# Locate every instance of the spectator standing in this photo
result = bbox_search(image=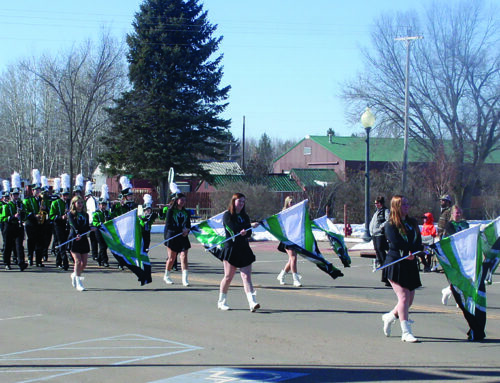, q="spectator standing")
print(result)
[369,196,390,285]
